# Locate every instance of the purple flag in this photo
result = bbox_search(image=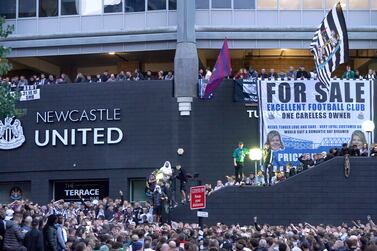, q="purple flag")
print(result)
[204,38,232,98]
